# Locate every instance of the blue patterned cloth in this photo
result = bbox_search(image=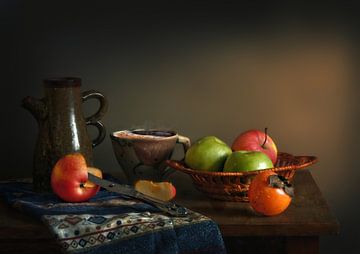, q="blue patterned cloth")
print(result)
[0,178,226,254]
